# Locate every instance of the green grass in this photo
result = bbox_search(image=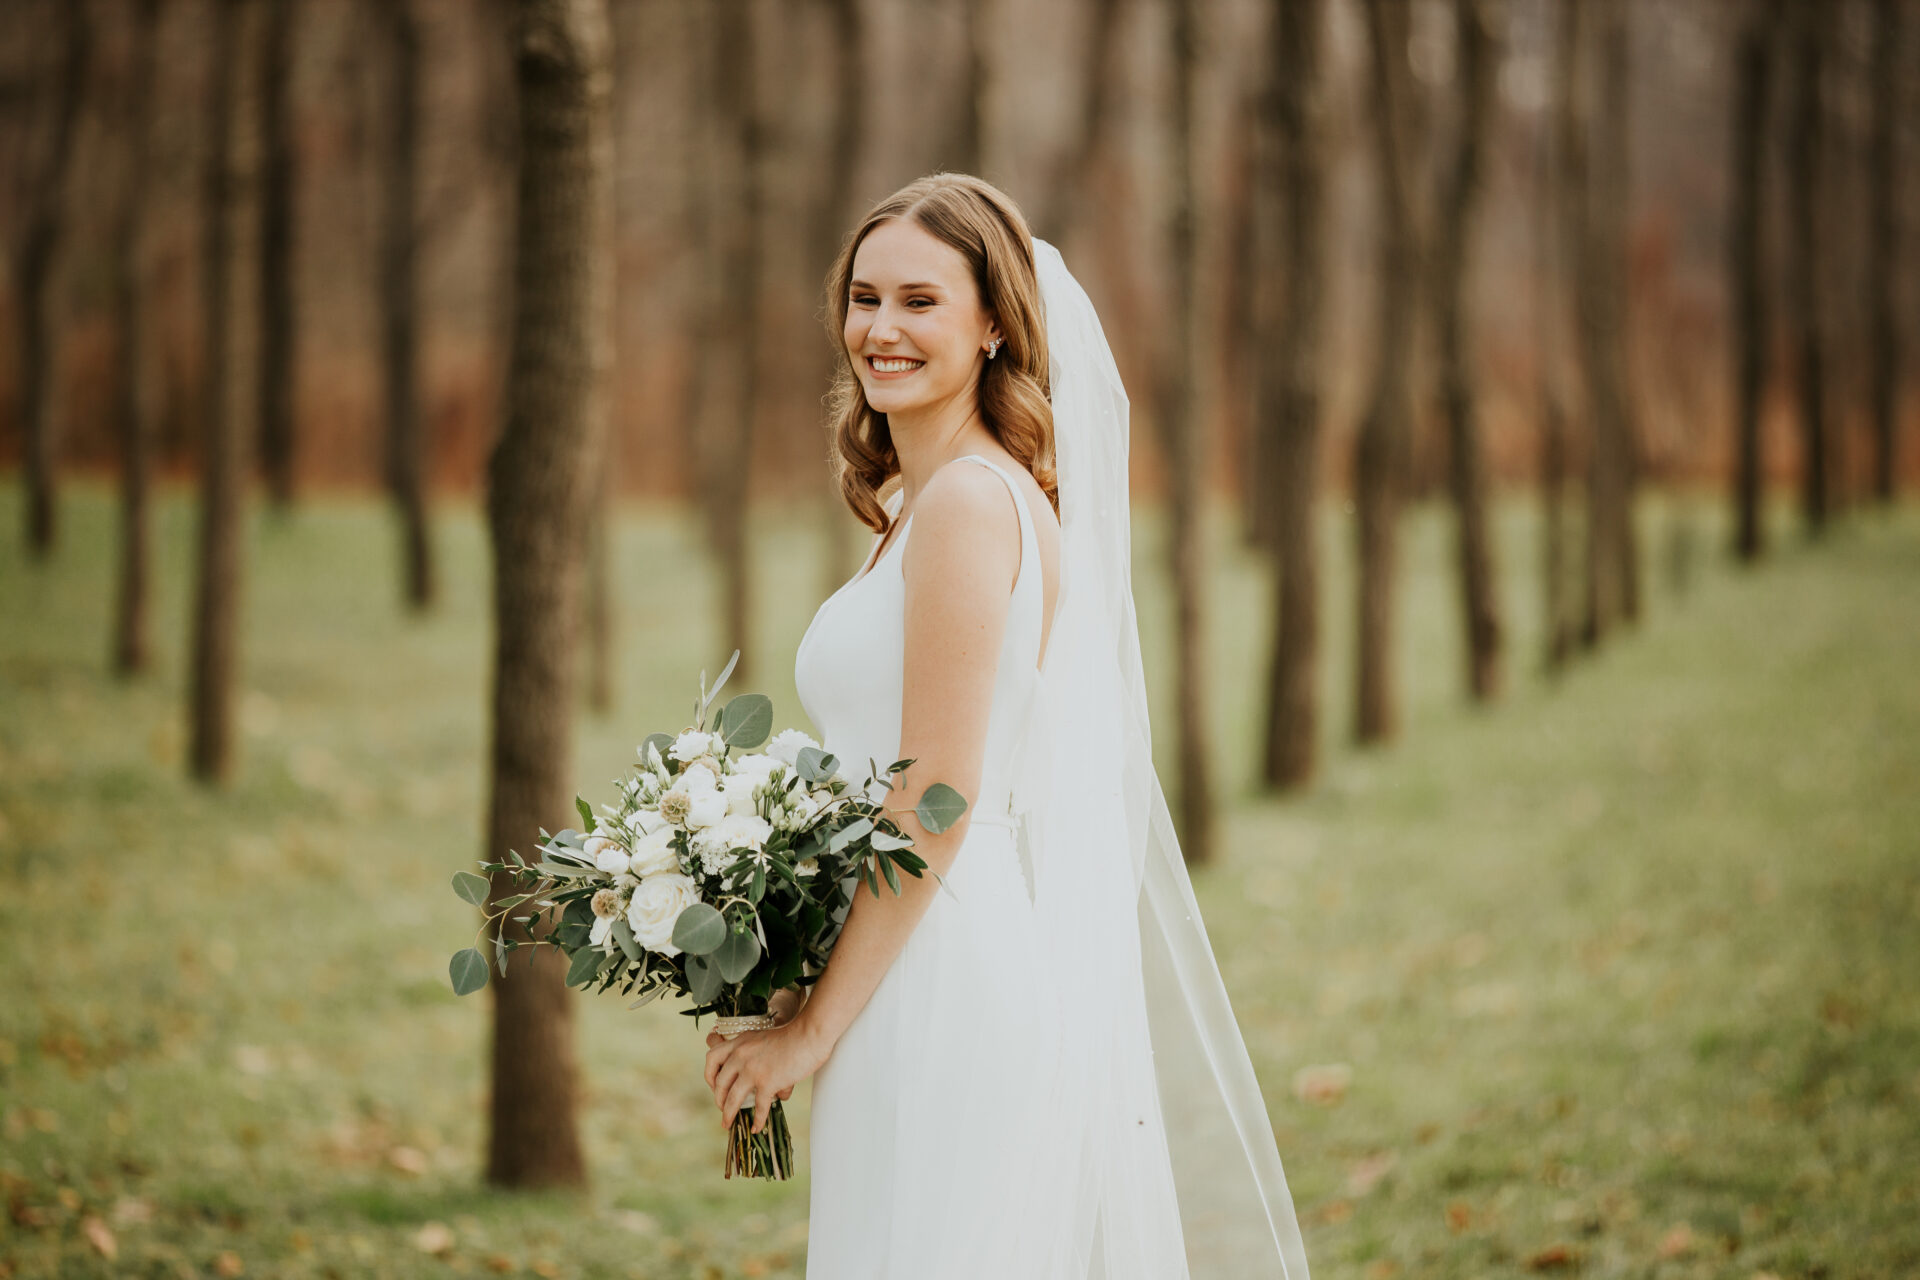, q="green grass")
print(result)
[1,478,1915,1279]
